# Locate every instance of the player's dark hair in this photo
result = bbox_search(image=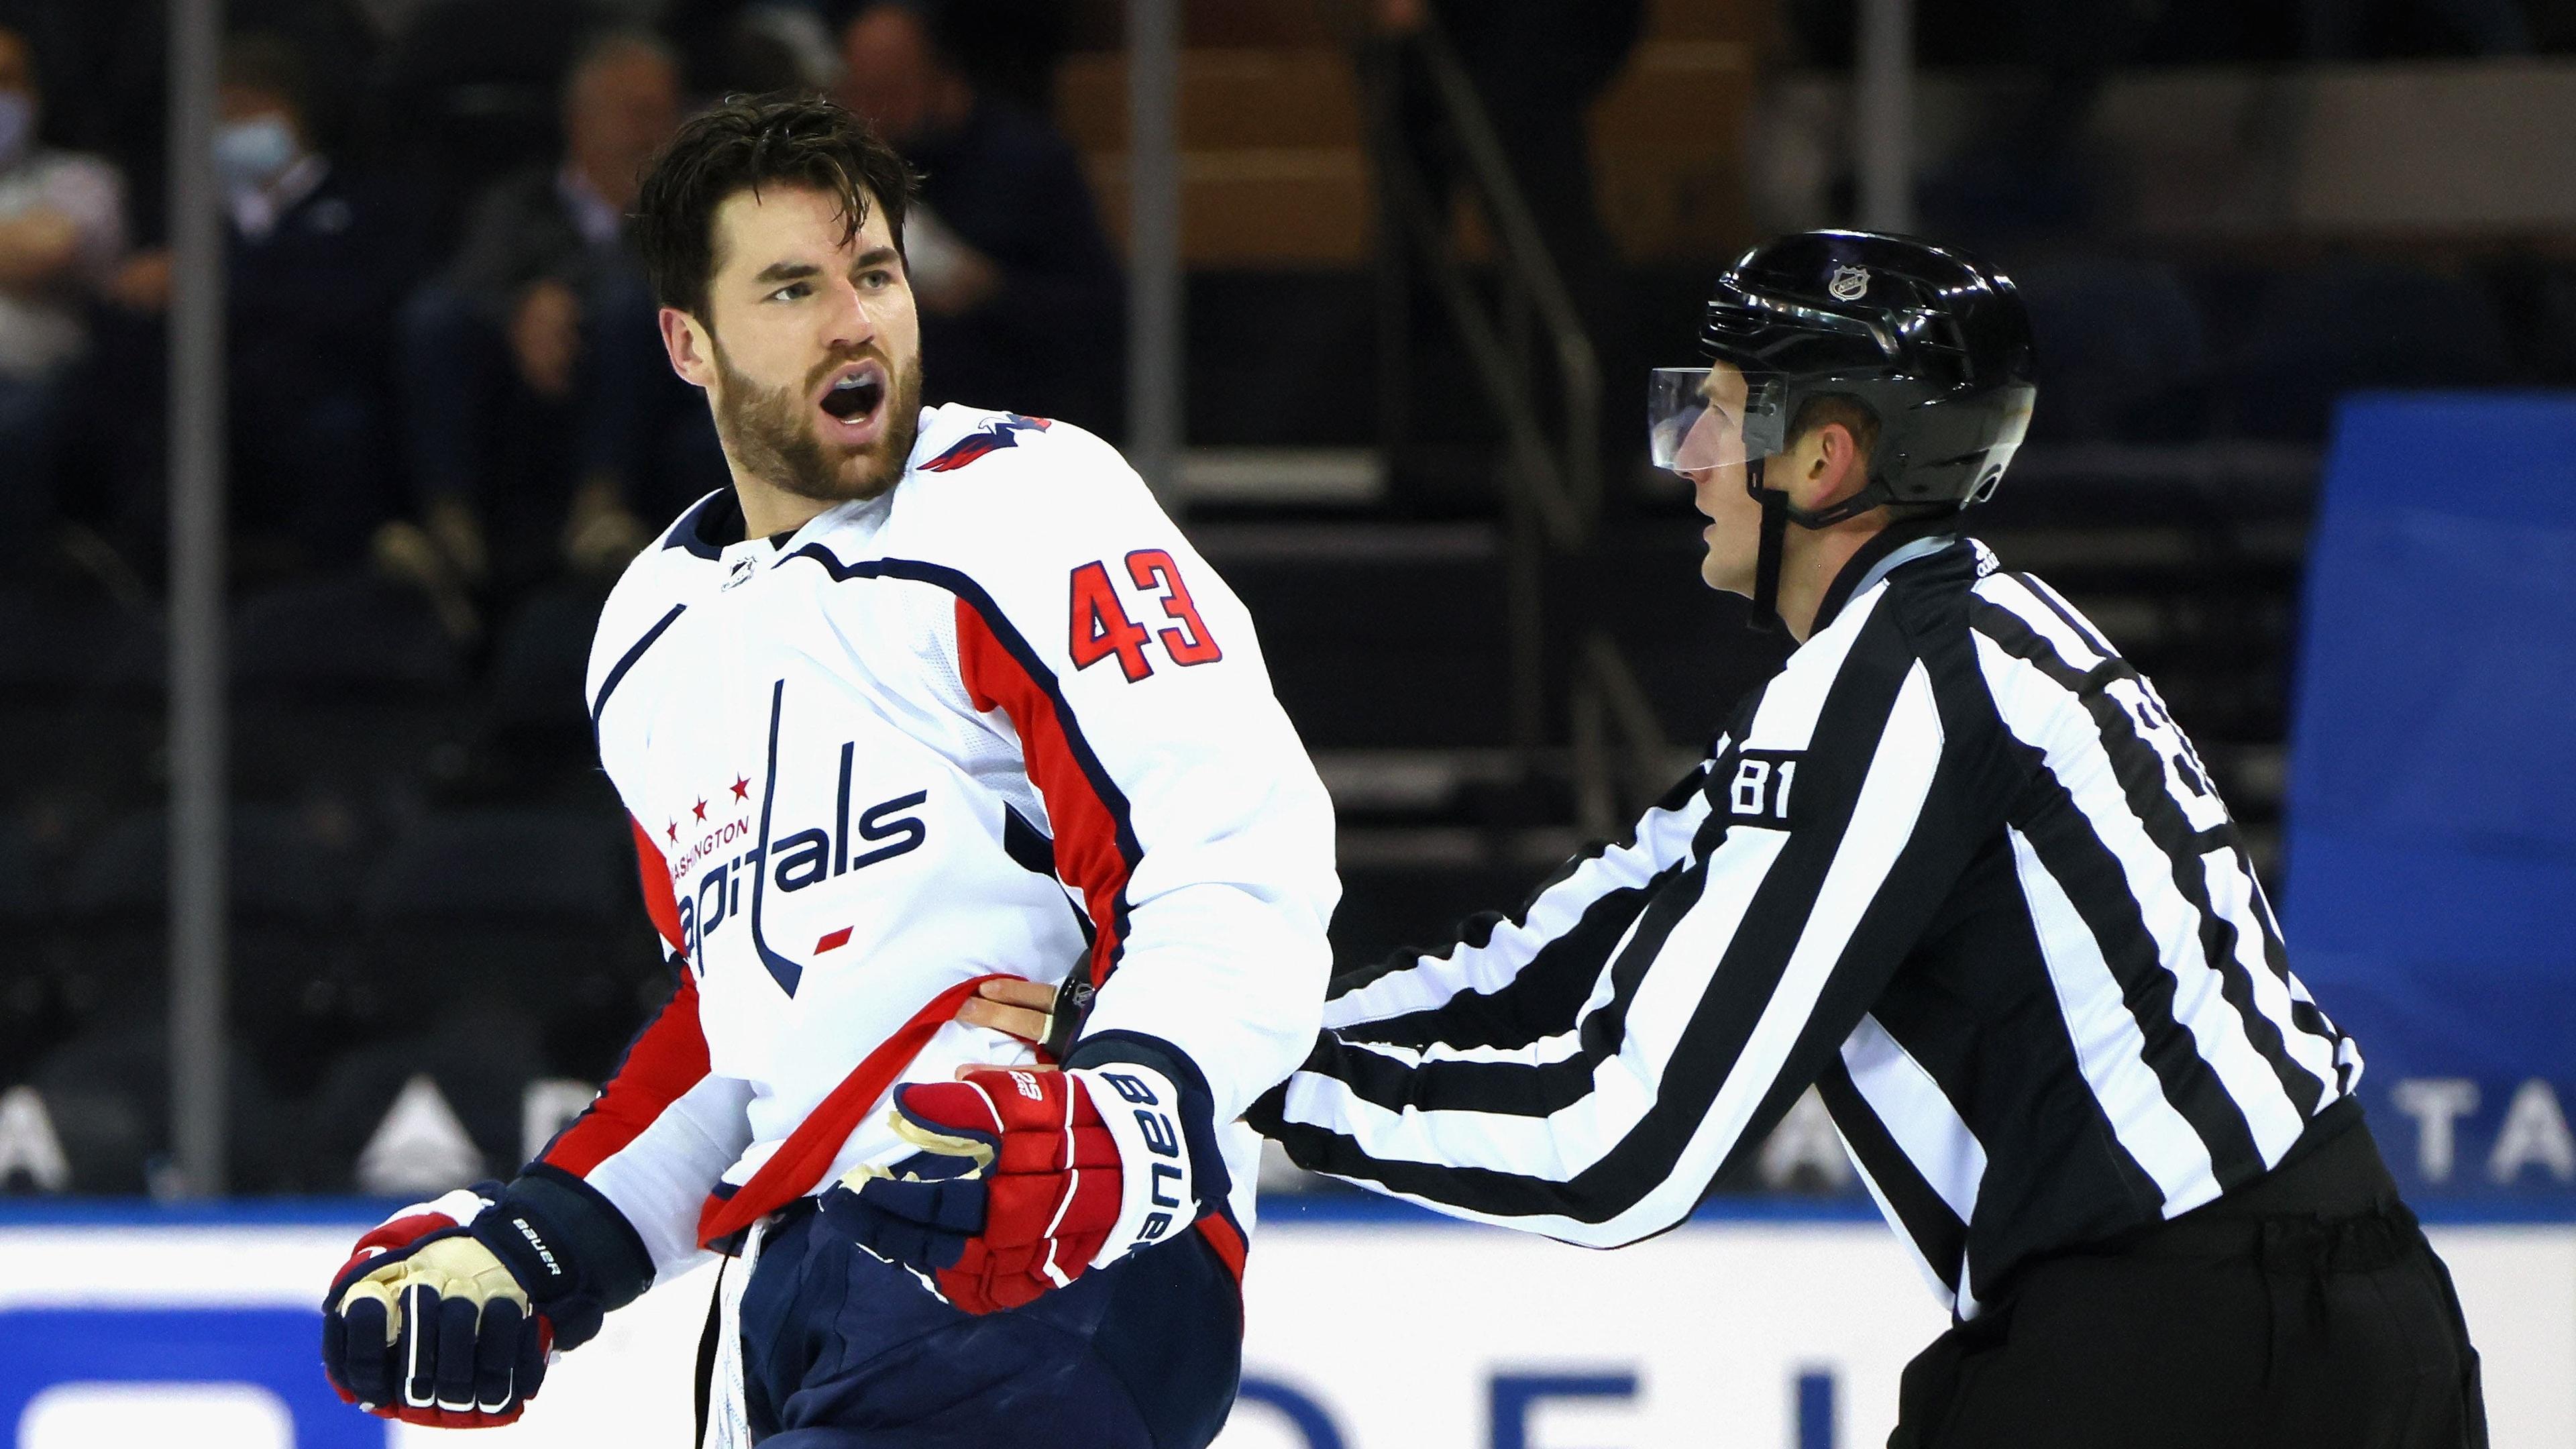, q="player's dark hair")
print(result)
[633,93,916,322]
